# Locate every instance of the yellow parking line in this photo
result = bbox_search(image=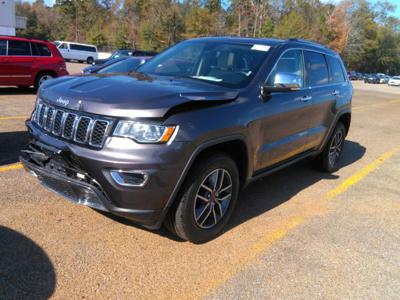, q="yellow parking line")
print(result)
[202,146,400,297]
[325,147,399,200]
[0,162,23,173]
[0,116,27,121]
